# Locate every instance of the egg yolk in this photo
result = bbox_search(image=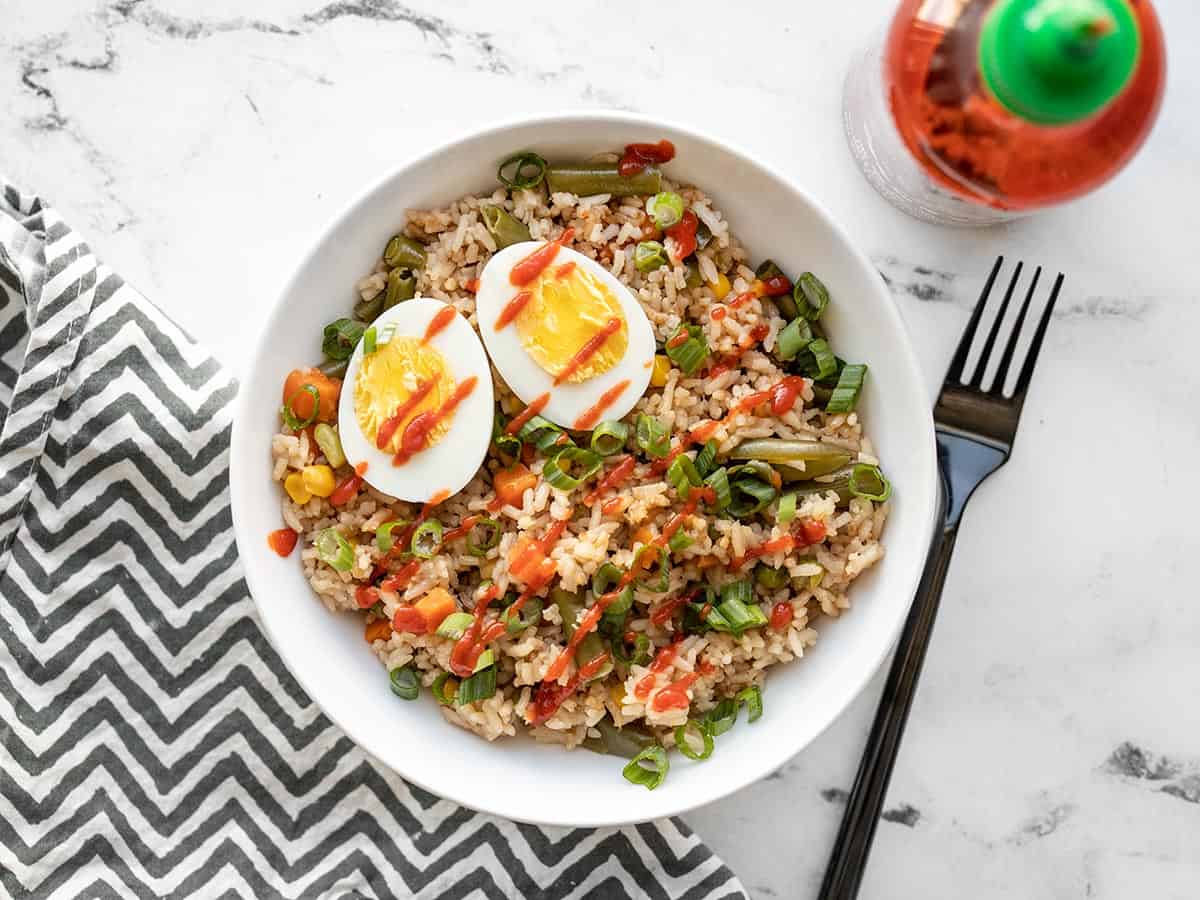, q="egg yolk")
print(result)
[515,262,628,384]
[354,336,455,454]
